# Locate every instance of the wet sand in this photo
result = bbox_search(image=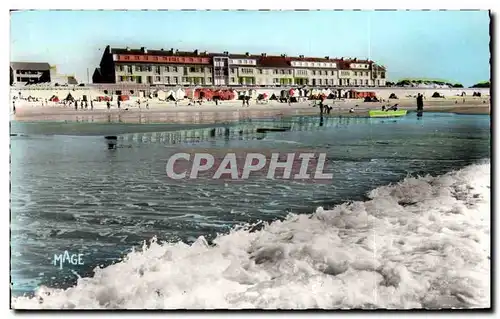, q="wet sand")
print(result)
[12,98,490,124]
